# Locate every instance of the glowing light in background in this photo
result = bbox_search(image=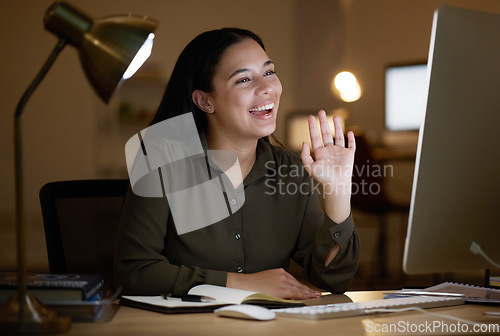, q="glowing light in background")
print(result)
[331,71,362,102]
